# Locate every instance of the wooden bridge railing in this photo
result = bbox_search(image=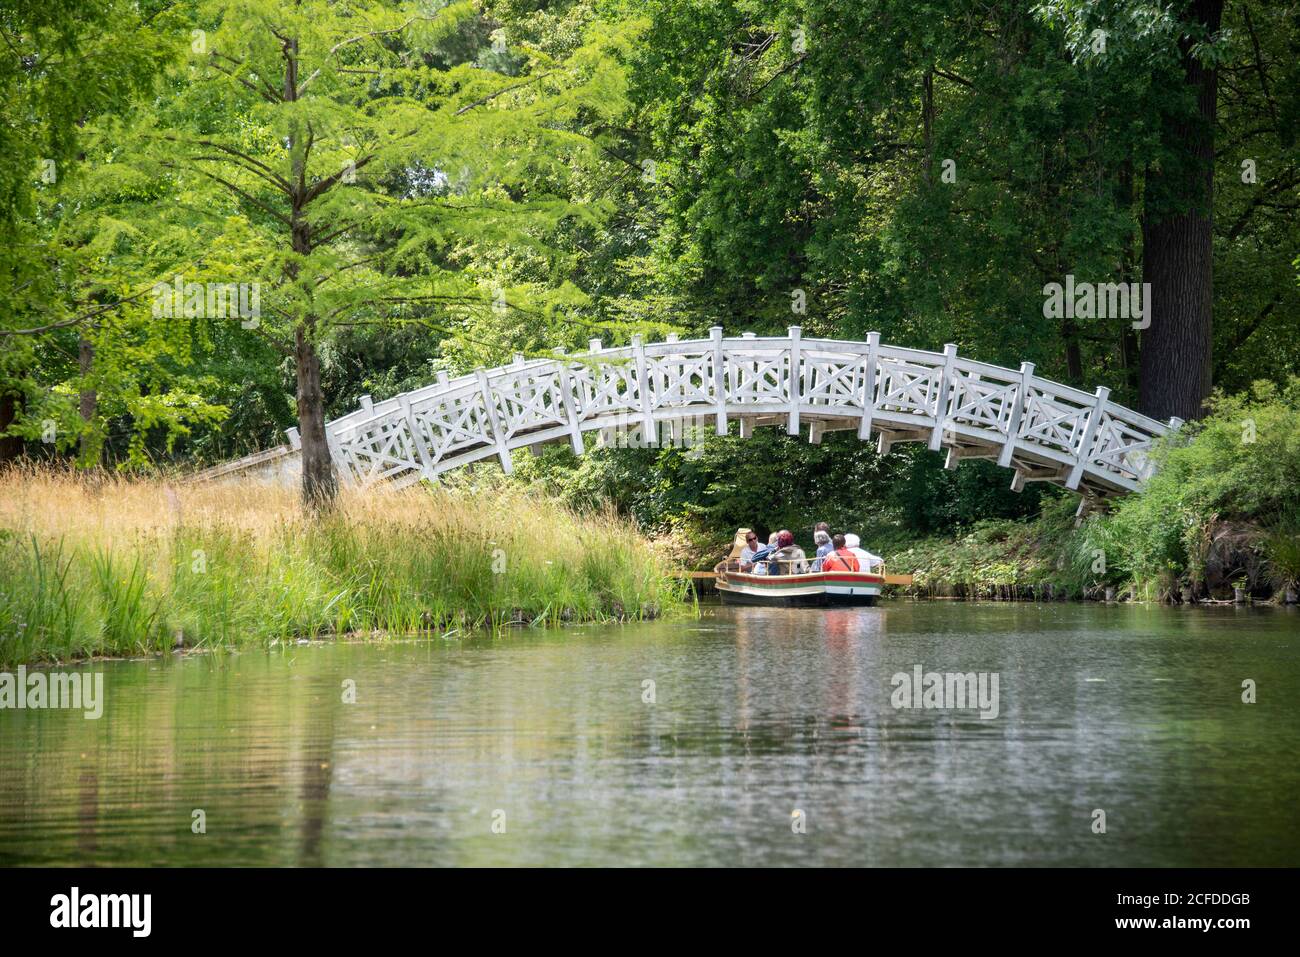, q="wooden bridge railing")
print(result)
[285,328,1180,507]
